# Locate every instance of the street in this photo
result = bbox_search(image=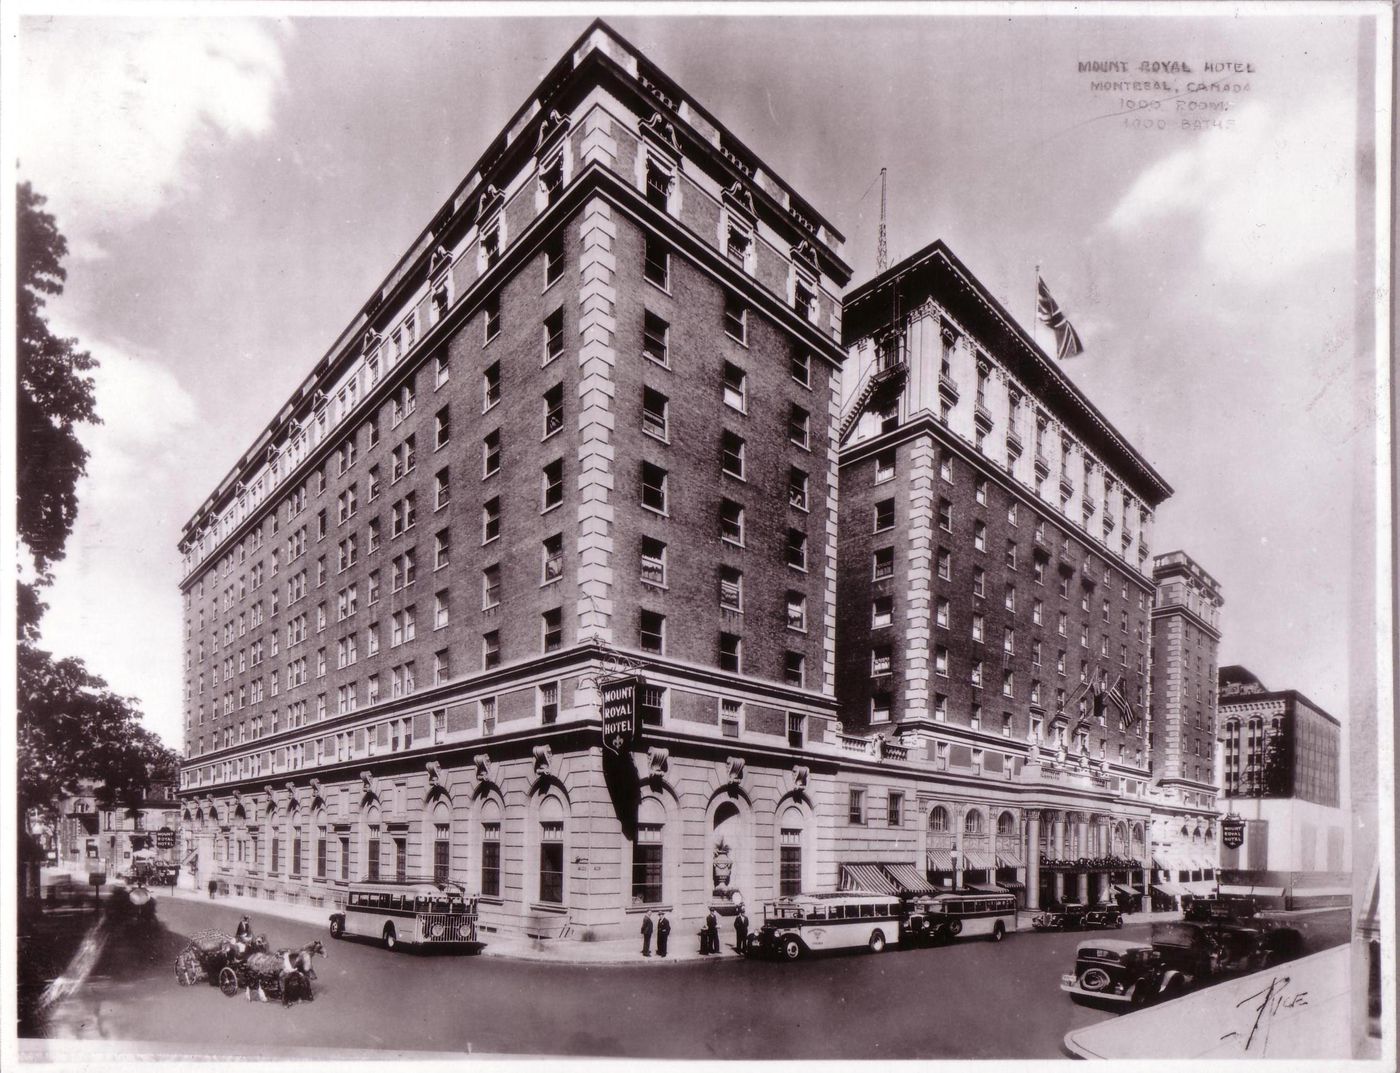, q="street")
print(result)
[28,896,1131,1059]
